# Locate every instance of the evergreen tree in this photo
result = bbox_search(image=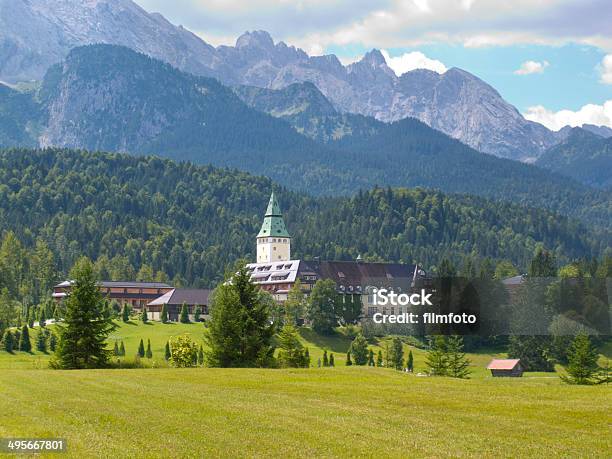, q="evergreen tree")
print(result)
[561,334,600,385]
[164,341,171,361]
[277,323,309,368]
[446,335,471,378]
[425,336,448,376]
[198,345,204,365]
[304,348,311,367]
[145,339,153,359]
[329,353,334,367]
[51,258,115,369]
[368,349,375,366]
[376,350,383,367]
[121,304,129,323]
[38,308,46,328]
[2,329,14,353]
[322,349,329,367]
[138,339,145,358]
[113,341,119,356]
[390,337,404,370]
[49,333,57,352]
[204,266,275,367]
[346,351,352,366]
[306,279,340,335]
[19,325,31,352]
[36,329,47,352]
[161,304,169,323]
[350,333,369,365]
[119,341,126,357]
[407,350,414,372]
[180,303,190,323]
[141,307,148,324]
[193,305,201,323]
